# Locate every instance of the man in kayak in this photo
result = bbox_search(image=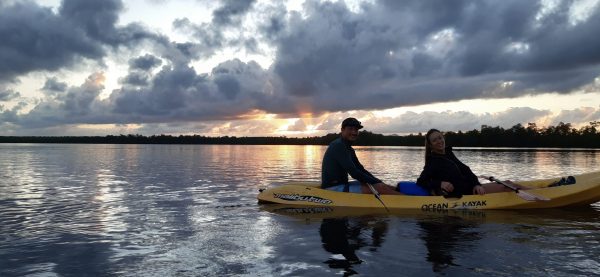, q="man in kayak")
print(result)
[321,117,401,194]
